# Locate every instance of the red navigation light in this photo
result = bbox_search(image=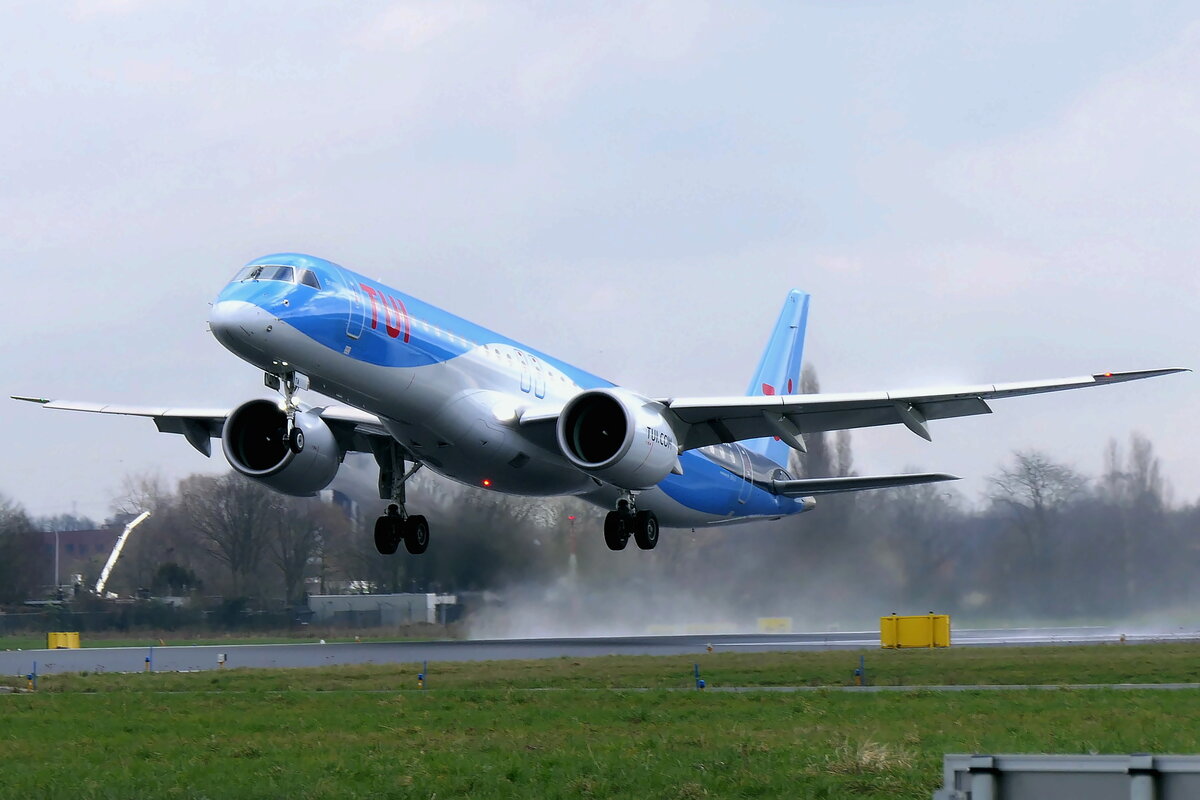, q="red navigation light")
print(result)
[1103,372,1113,377]
[568,515,576,521]
[482,479,492,487]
